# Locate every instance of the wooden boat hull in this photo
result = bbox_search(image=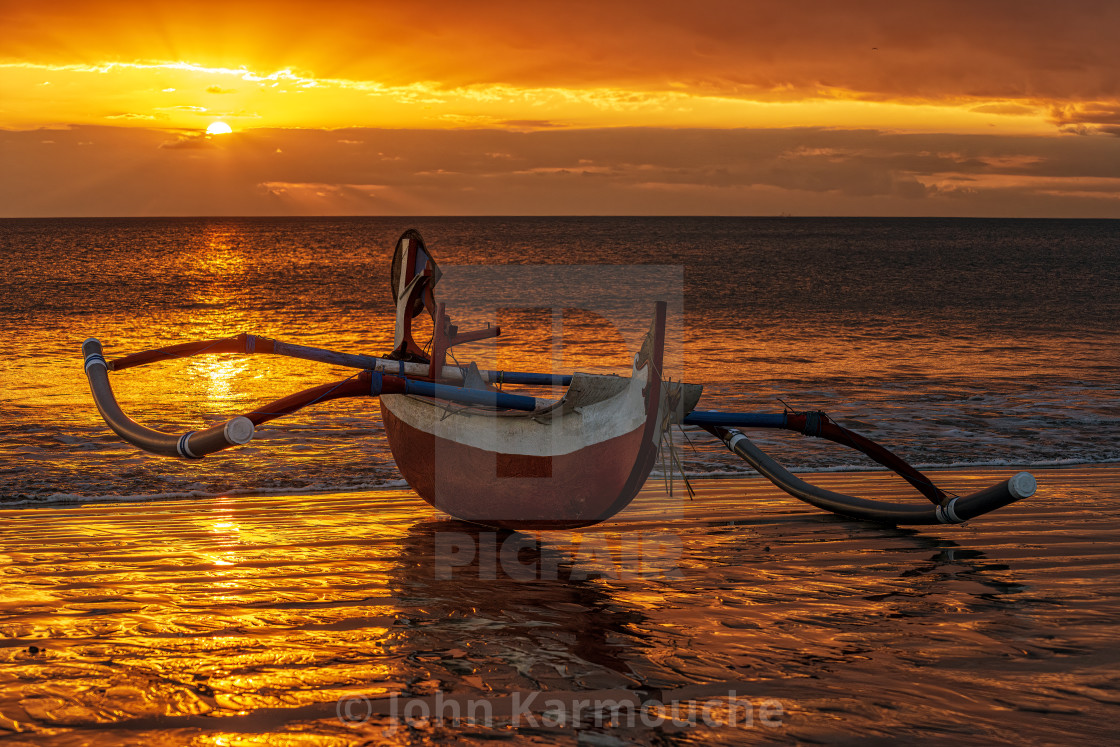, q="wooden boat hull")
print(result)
[381,304,668,529]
